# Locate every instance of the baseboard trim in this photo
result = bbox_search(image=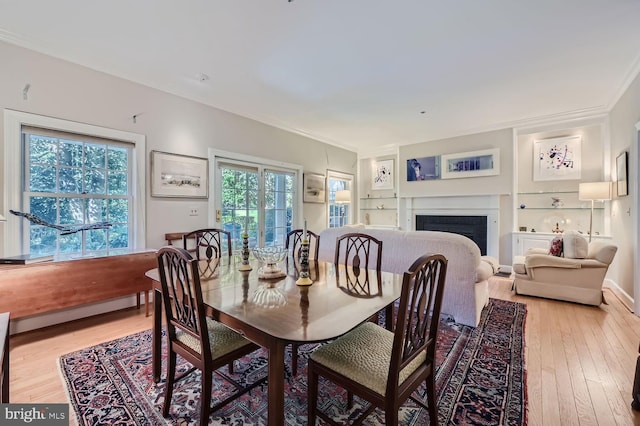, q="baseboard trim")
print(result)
[604,279,634,313]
